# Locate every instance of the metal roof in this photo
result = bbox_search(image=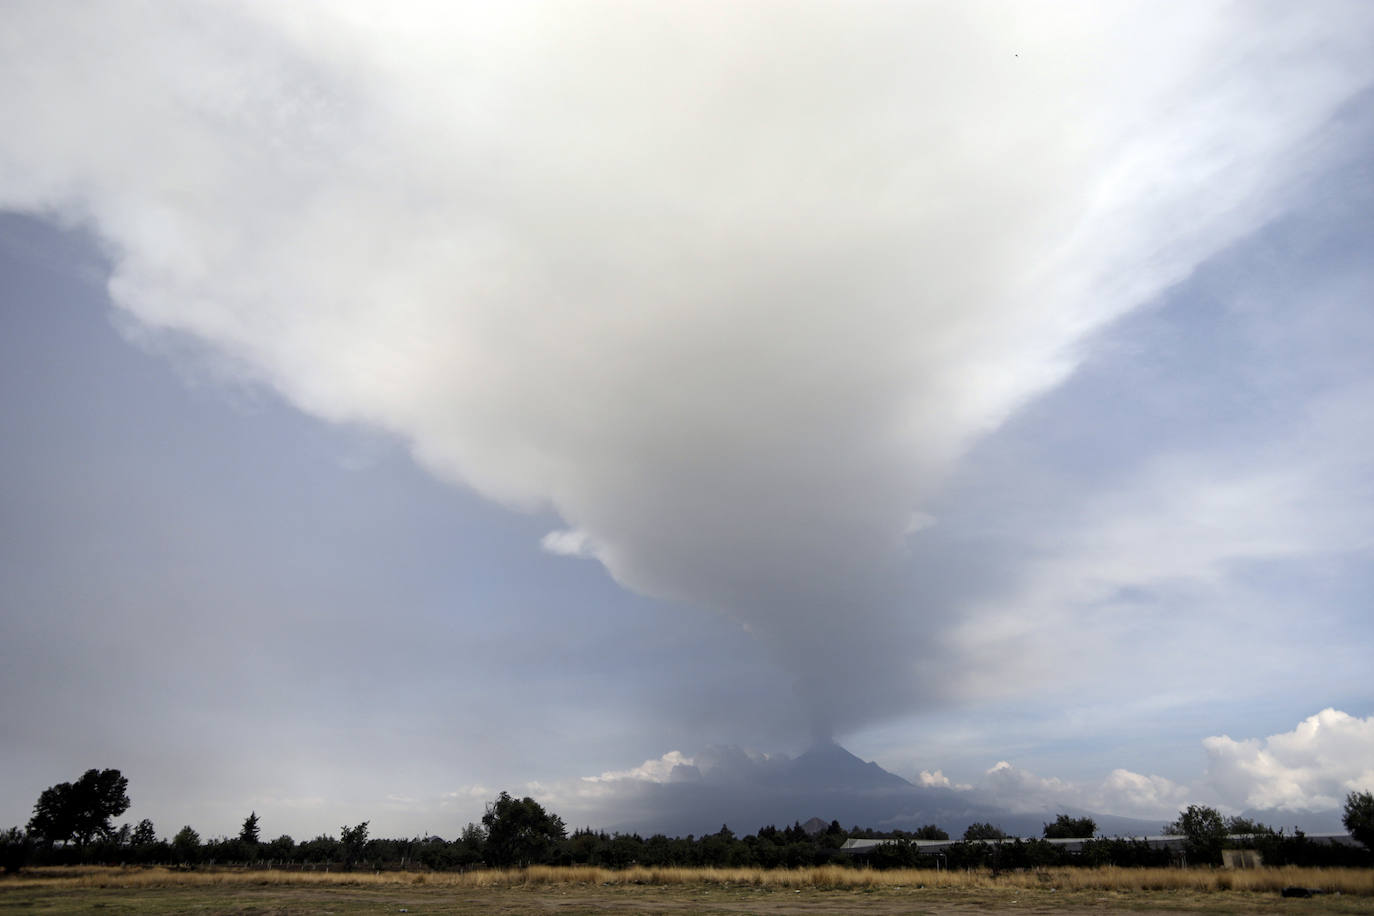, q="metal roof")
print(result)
[838,833,1357,854]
